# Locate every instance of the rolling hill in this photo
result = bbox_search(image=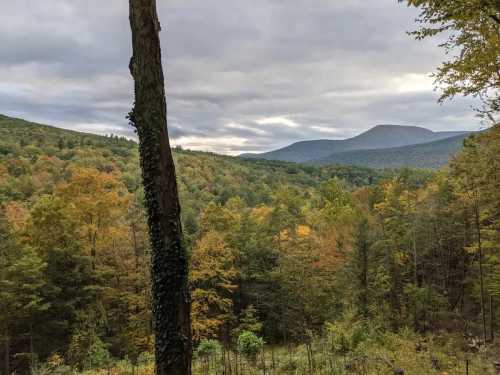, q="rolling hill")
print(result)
[0,114,392,210]
[241,124,471,166]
